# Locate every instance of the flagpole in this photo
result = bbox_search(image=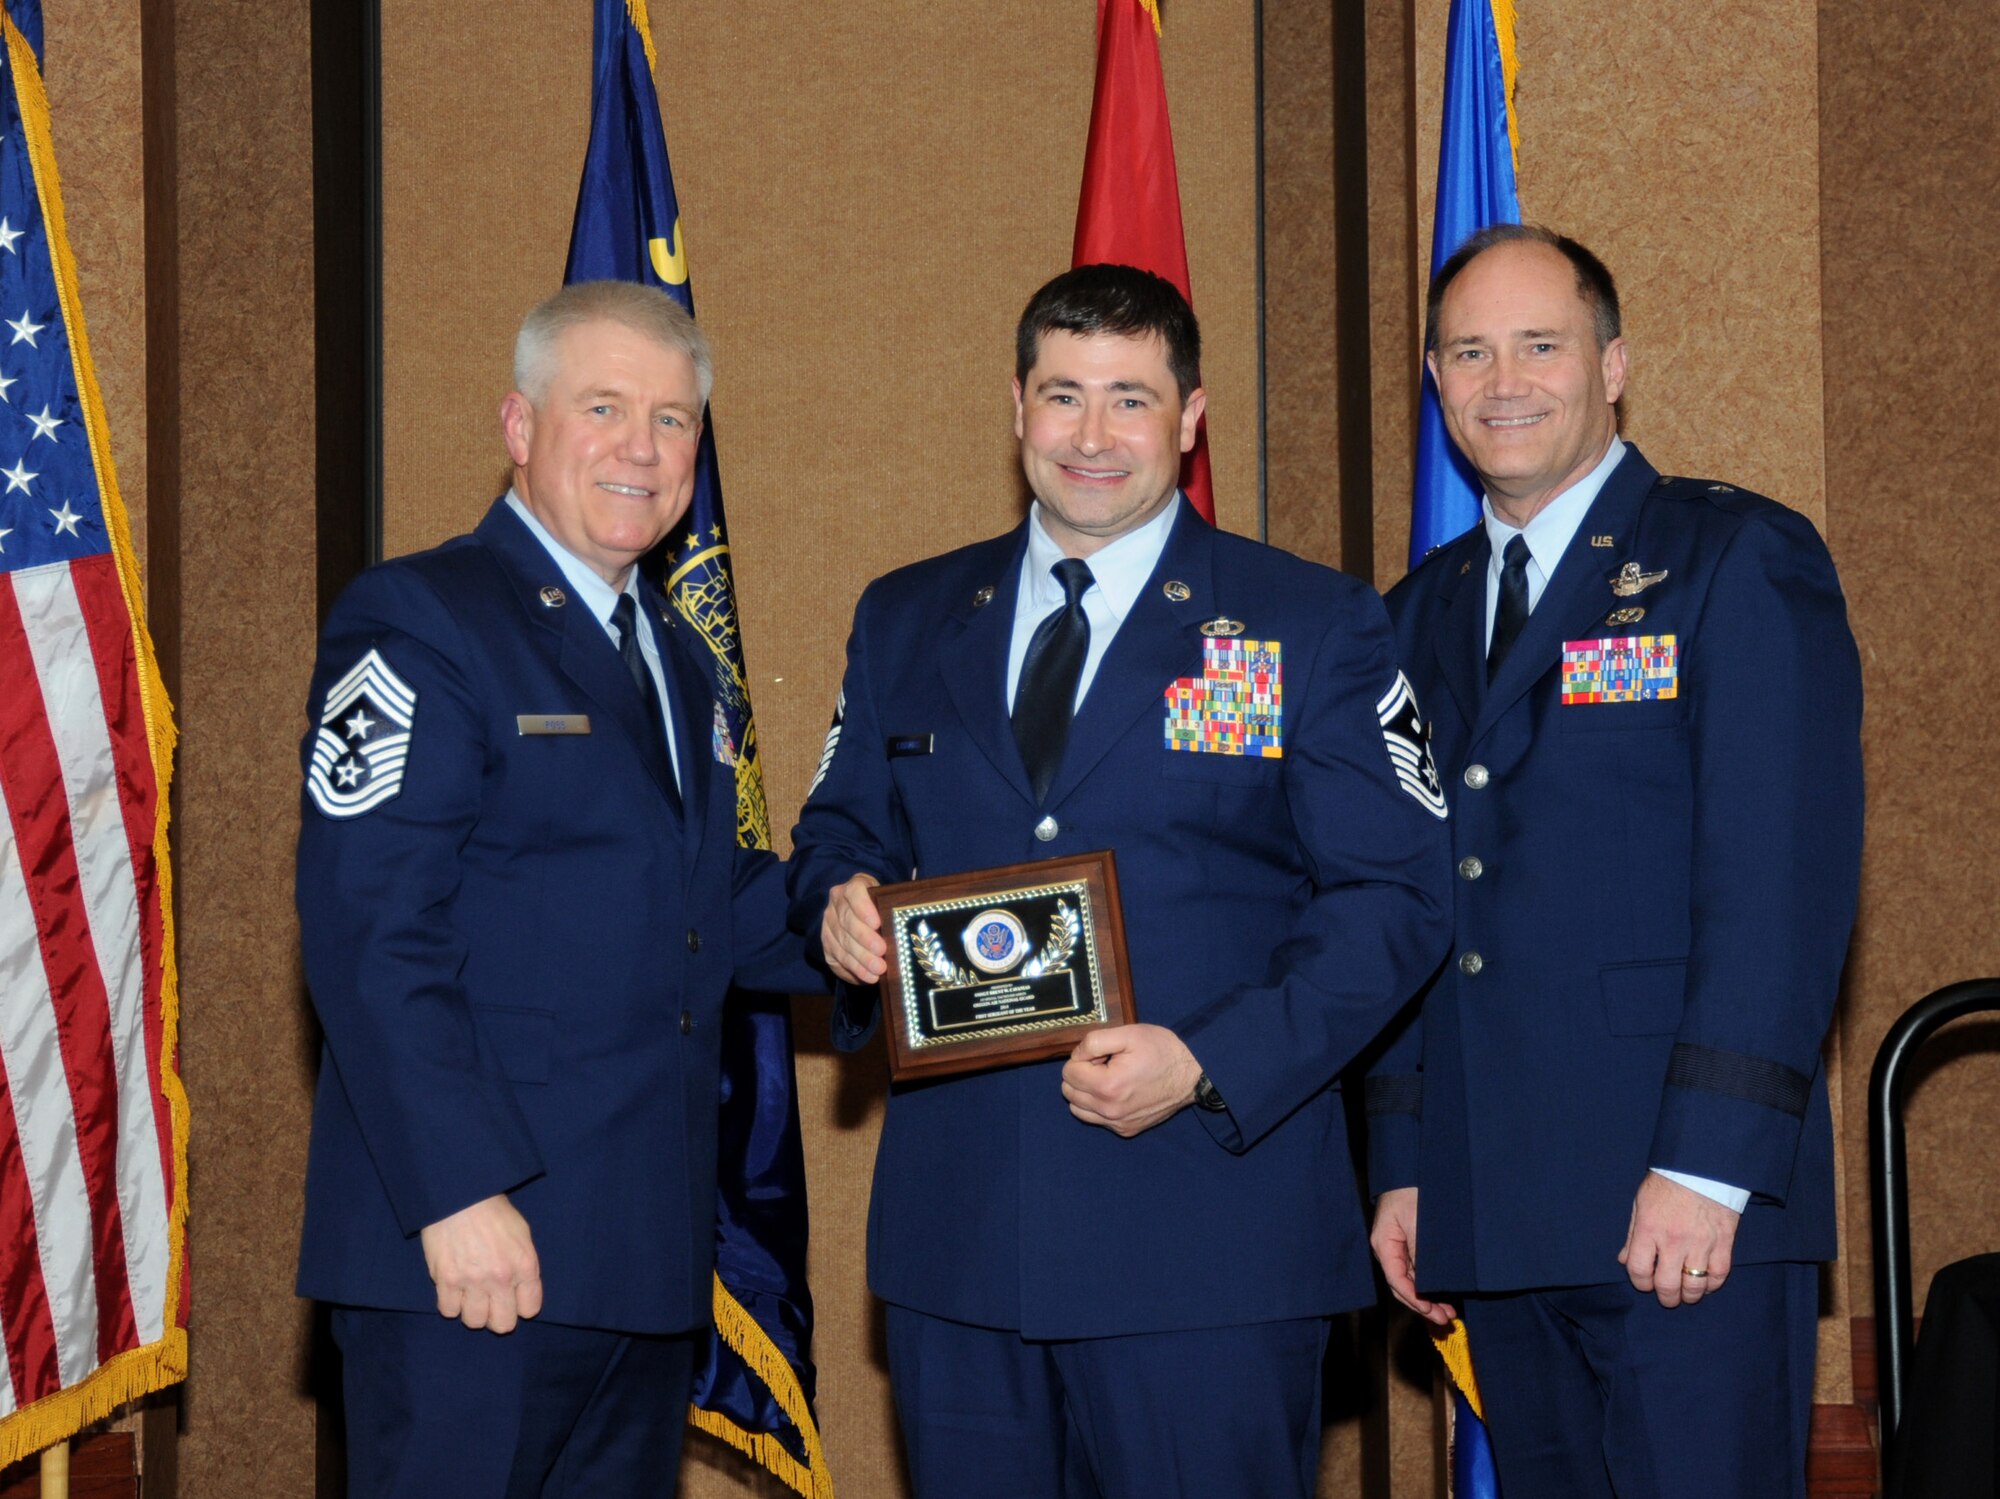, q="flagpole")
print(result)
[39,1439,69,1499]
